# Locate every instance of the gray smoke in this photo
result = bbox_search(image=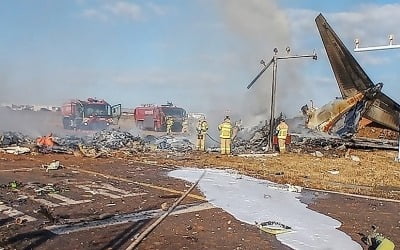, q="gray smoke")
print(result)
[210,0,309,127]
